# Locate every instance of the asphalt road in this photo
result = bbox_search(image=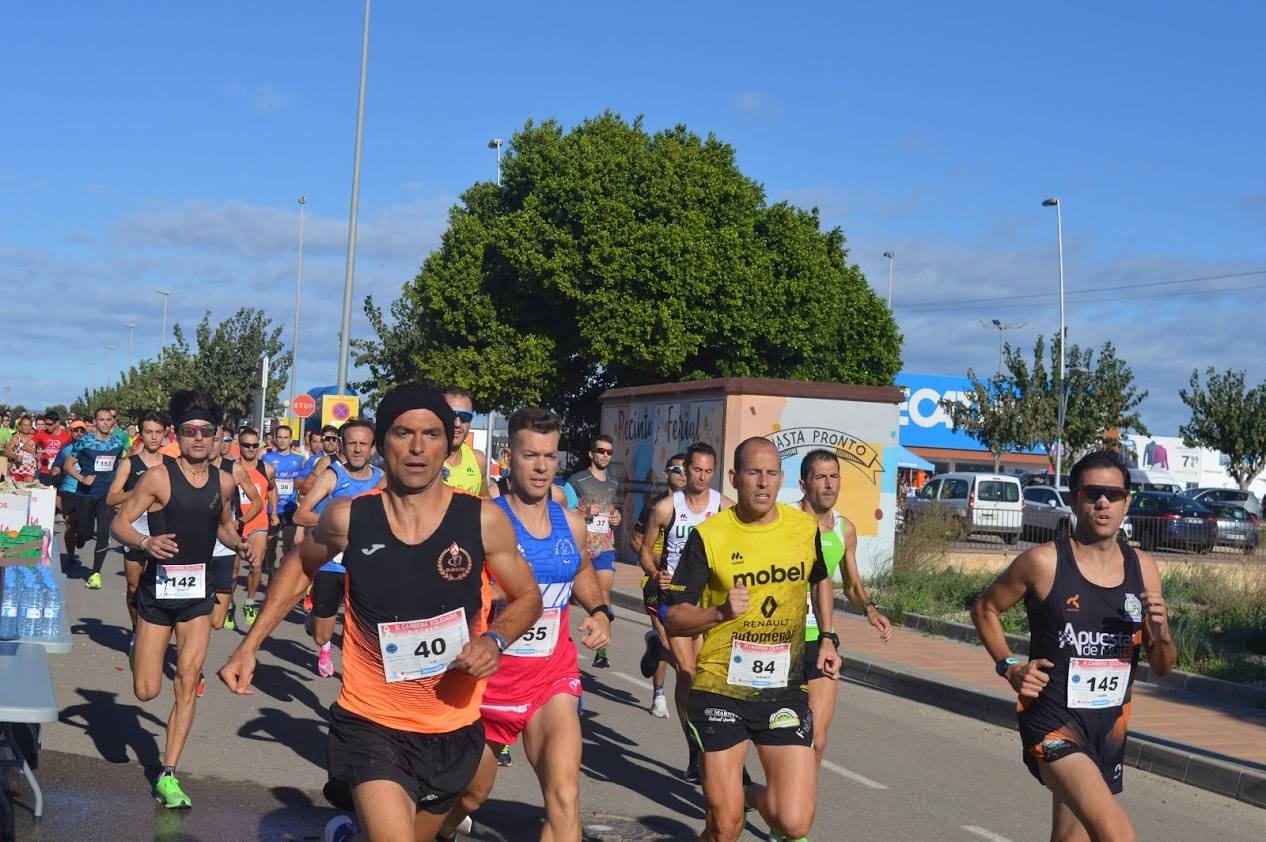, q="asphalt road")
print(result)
[7,539,1265,840]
